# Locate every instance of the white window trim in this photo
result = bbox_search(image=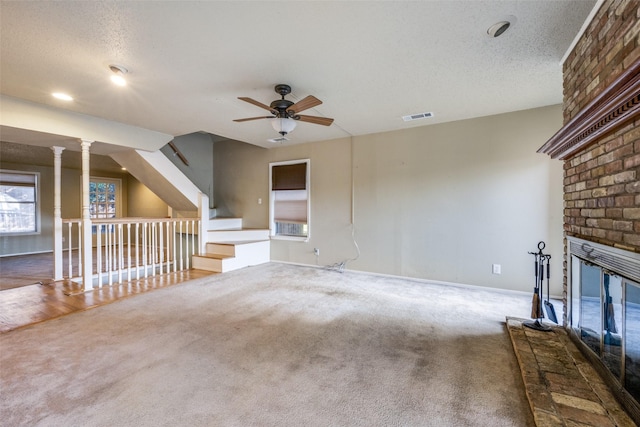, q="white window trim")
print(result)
[0,169,41,236]
[88,176,122,219]
[269,159,310,242]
